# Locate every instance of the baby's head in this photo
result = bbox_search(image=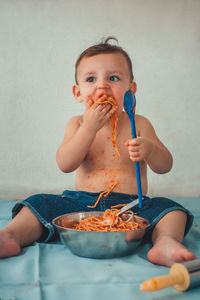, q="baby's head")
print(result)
[75,37,134,84]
